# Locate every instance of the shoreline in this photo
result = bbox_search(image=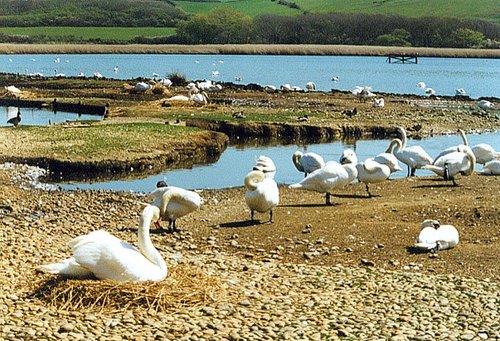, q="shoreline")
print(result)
[1,43,499,58]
